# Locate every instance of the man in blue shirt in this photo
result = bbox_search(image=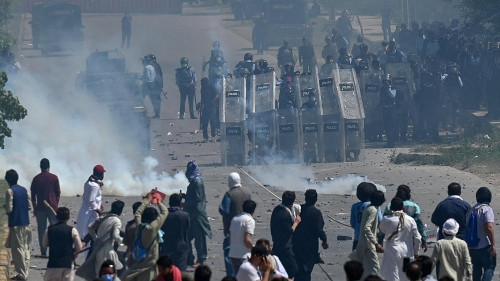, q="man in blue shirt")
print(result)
[350,182,383,250]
